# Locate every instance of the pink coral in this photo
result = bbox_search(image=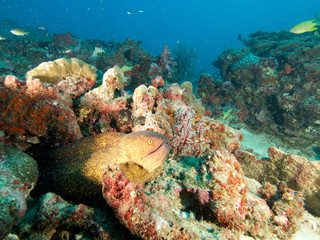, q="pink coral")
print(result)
[170,106,242,157]
[159,45,176,78]
[102,163,199,239]
[151,75,165,88]
[56,73,96,99]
